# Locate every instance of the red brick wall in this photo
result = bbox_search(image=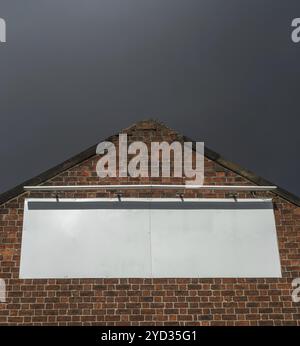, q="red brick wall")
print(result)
[0,121,299,325]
